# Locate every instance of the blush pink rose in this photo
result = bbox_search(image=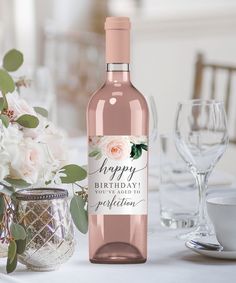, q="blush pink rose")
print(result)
[102,137,131,161]
[9,138,45,184]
